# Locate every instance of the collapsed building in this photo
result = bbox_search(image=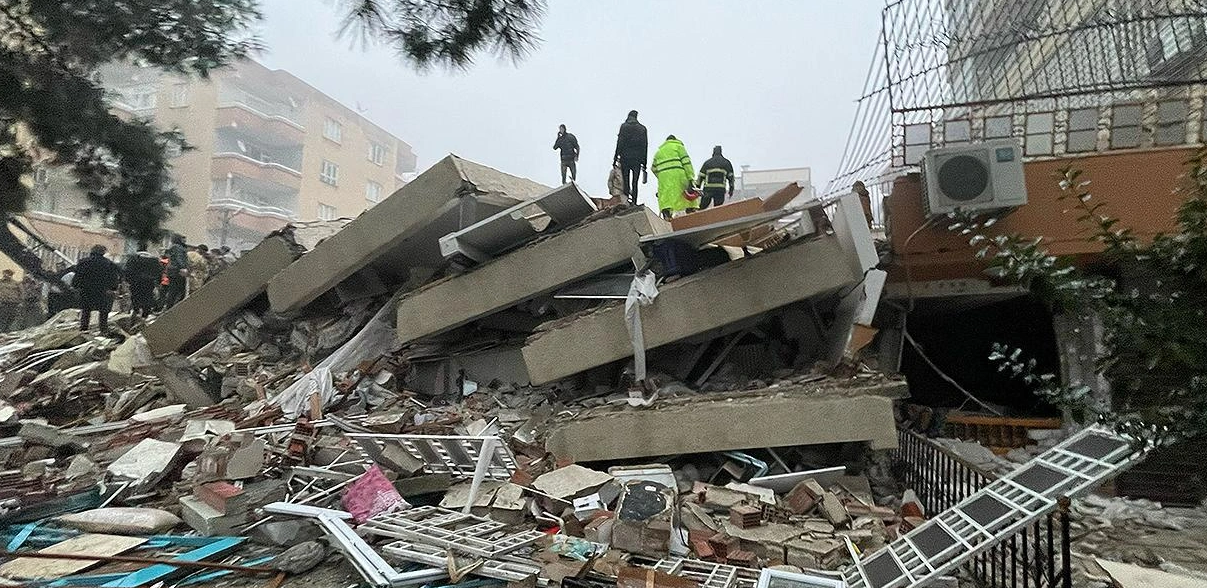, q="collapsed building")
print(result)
[0,153,1176,588]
